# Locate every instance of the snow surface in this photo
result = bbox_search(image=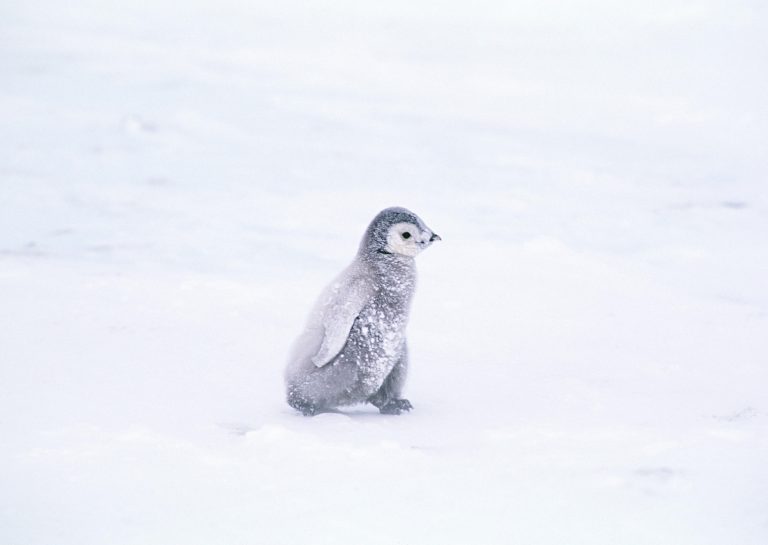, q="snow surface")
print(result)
[2,1,767,543]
